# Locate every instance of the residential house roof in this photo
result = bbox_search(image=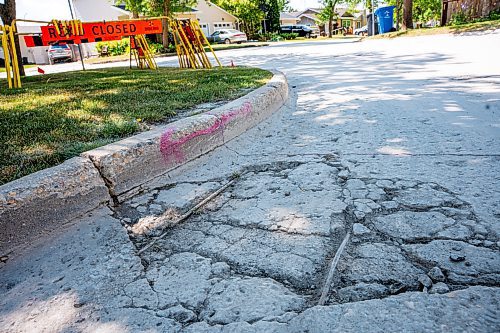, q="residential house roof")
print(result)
[337,8,355,18]
[280,12,299,19]
[280,7,364,24]
[298,14,318,21]
[299,8,322,15]
[205,1,239,21]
